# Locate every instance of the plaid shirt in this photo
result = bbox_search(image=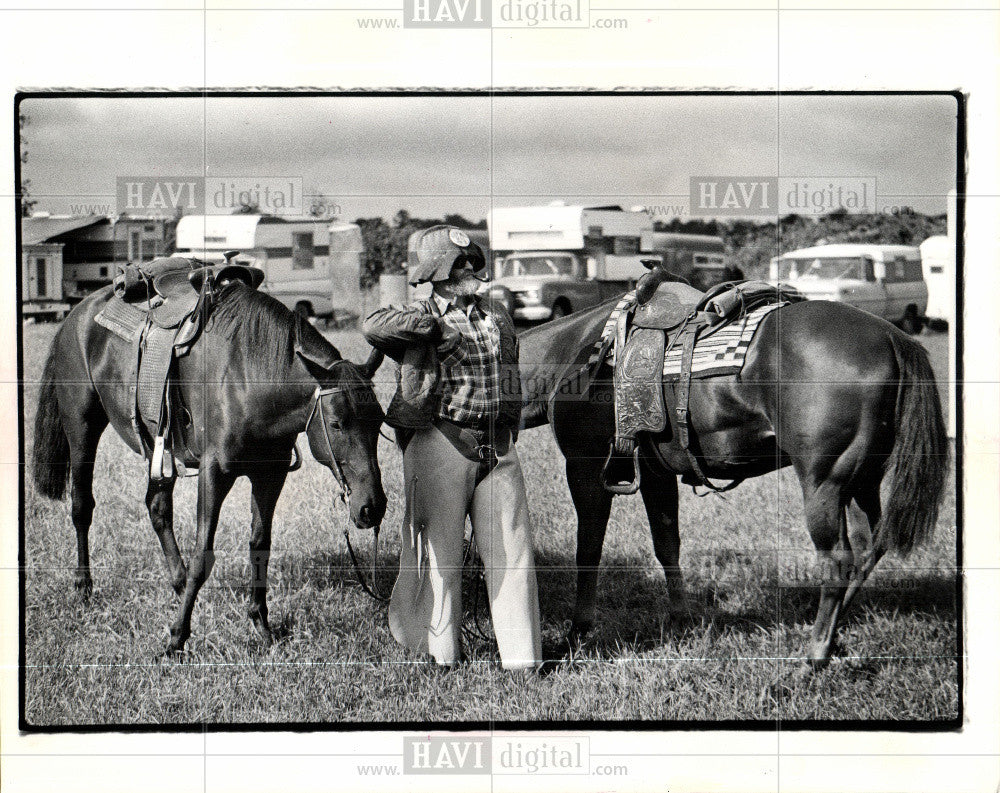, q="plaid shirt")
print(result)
[433,292,503,427]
